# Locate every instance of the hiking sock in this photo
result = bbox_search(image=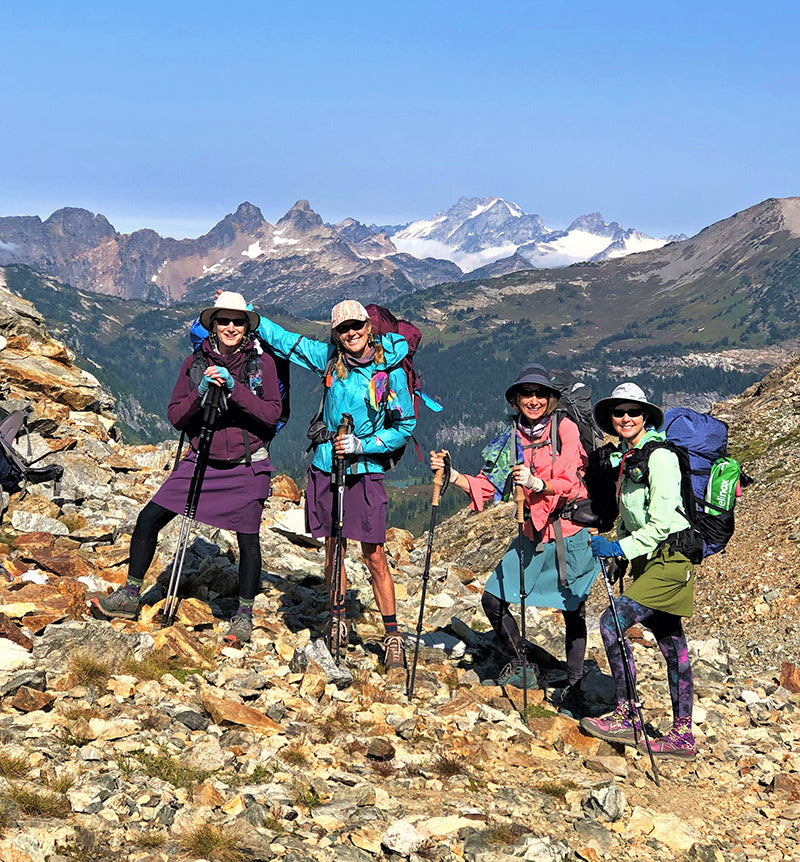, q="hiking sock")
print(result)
[124,579,143,599]
[673,715,693,738]
[236,598,254,618]
[382,614,399,635]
